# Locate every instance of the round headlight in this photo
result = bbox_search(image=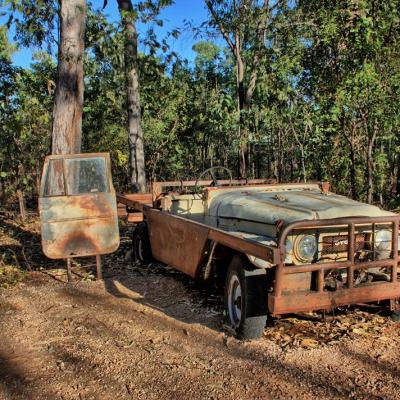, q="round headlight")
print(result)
[375,229,391,251]
[297,235,317,260]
